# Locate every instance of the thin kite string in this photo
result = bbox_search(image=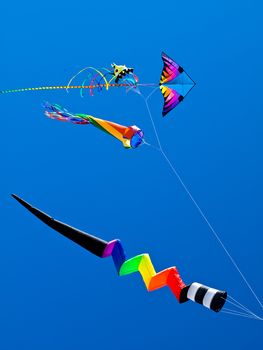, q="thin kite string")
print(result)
[143,89,163,150]
[221,310,258,320]
[142,140,161,152]
[228,295,263,320]
[228,295,255,314]
[219,293,263,319]
[159,148,263,312]
[224,298,262,319]
[224,307,252,316]
[141,92,263,313]
[223,308,259,319]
